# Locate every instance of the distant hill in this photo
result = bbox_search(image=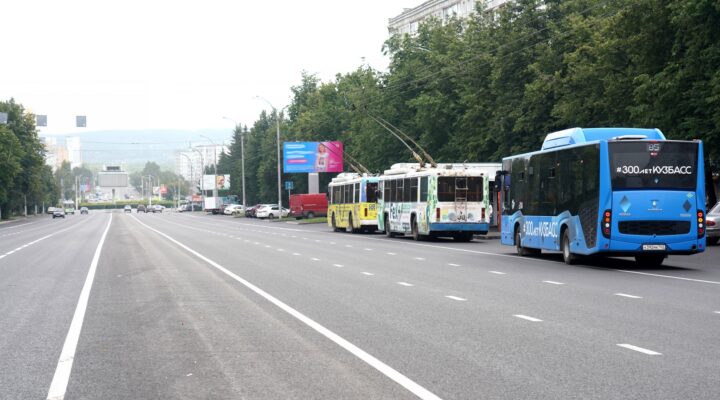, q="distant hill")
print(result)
[42,129,232,171]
